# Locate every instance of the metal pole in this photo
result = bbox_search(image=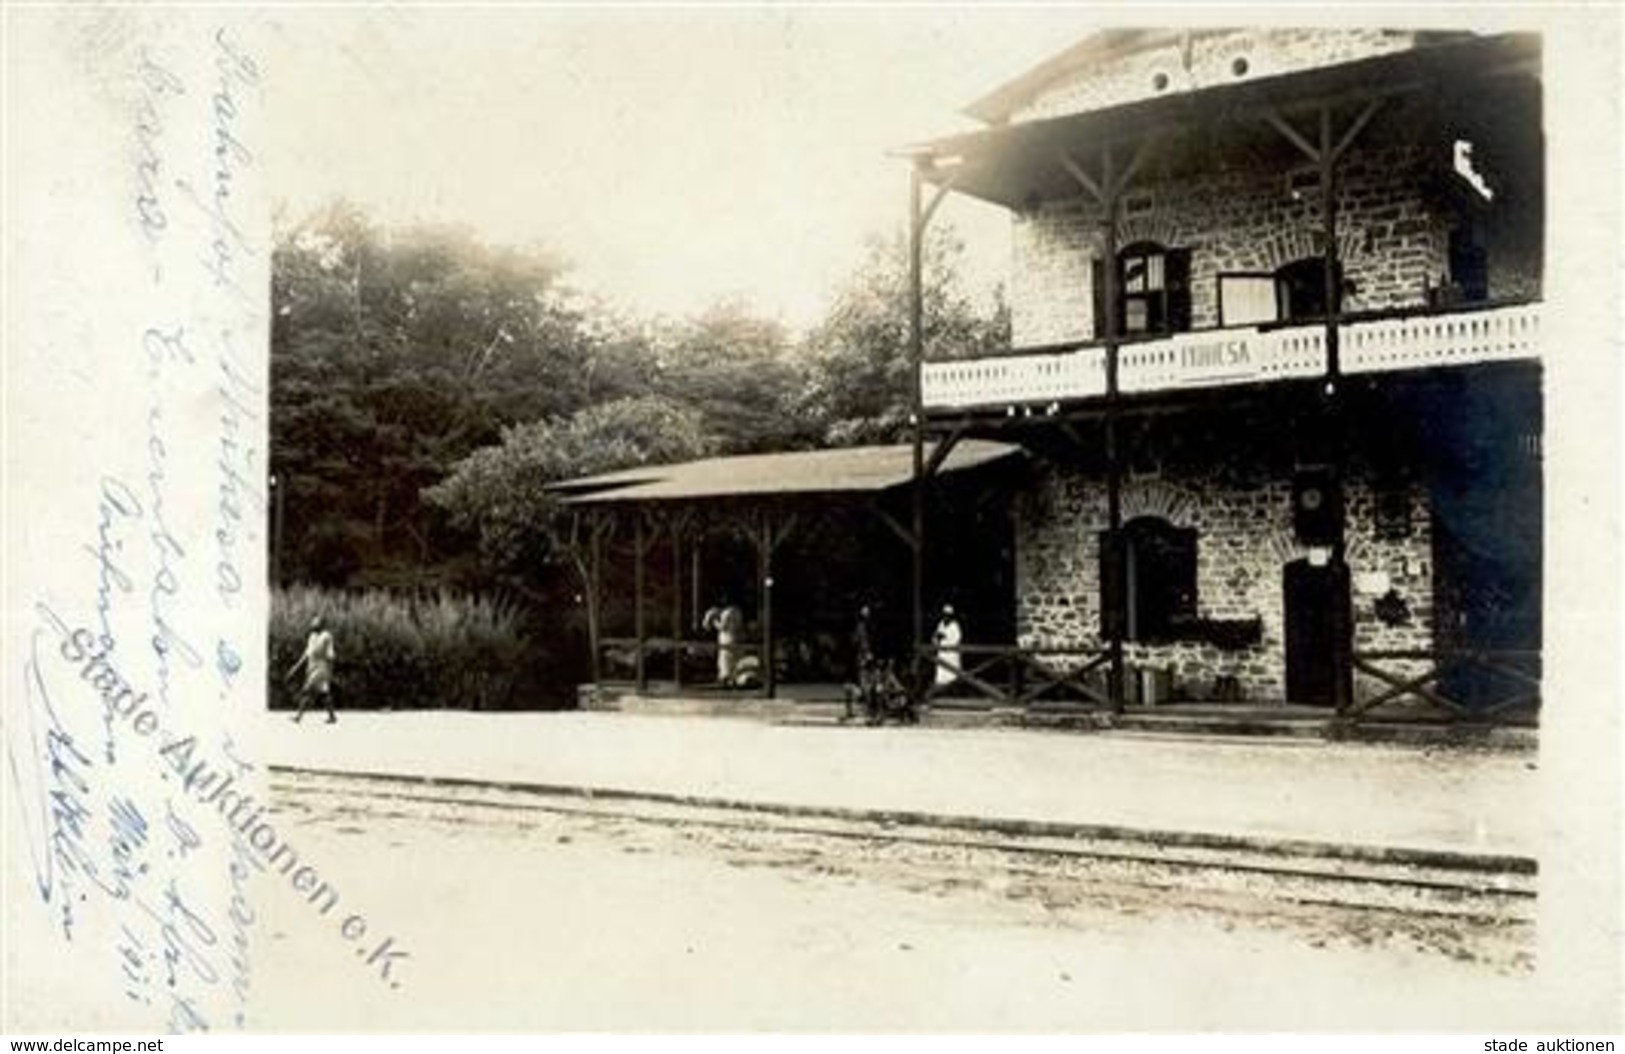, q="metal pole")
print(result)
[909,164,927,698]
